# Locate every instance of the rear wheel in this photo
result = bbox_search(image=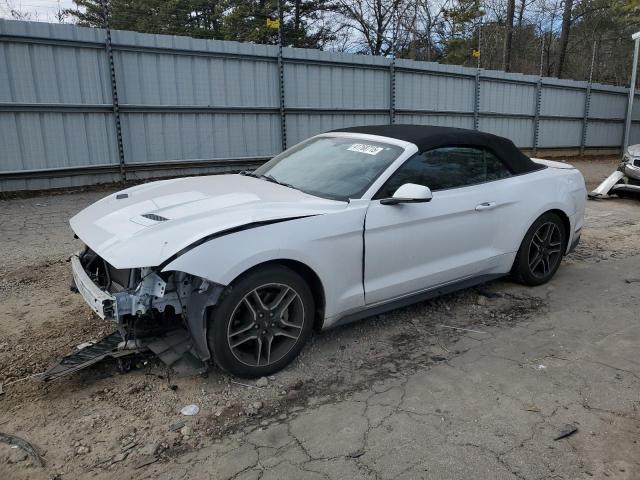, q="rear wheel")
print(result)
[512,213,566,286]
[207,265,314,377]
